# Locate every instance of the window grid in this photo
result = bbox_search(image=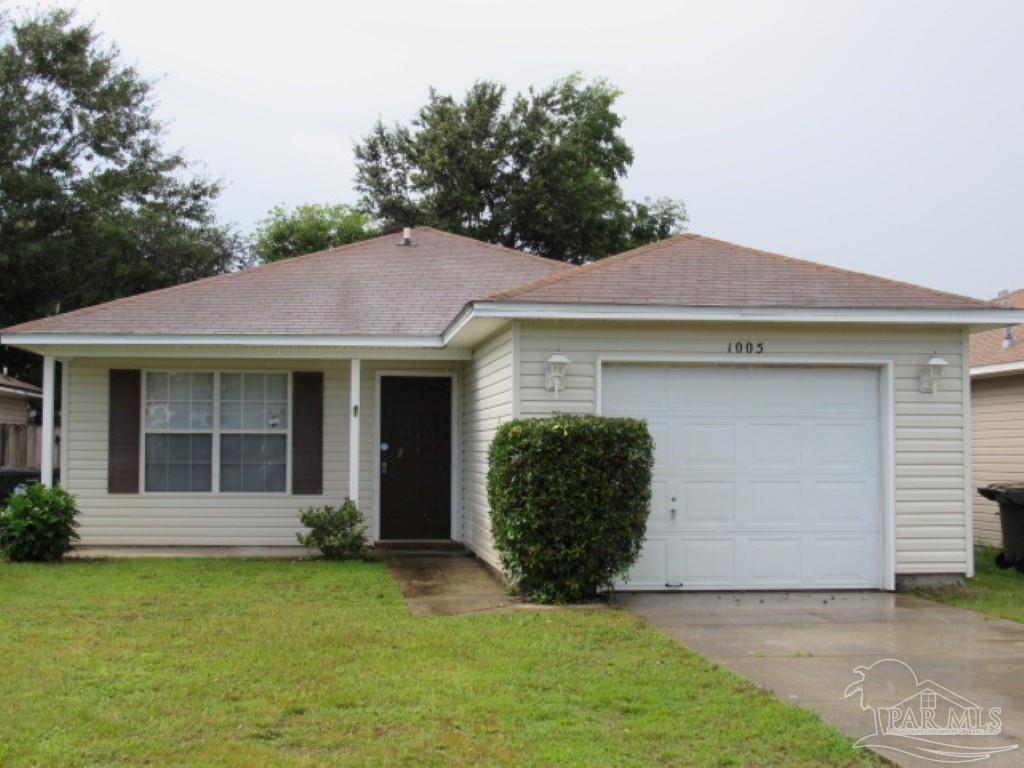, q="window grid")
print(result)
[141,371,292,495]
